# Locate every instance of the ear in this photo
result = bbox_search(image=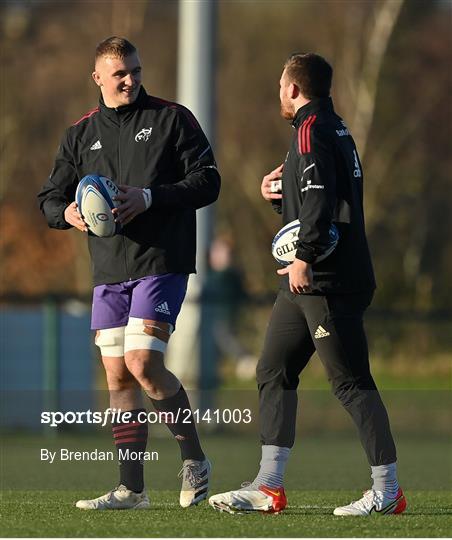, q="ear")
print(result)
[289,82,300,99]
[92,70,102,87]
